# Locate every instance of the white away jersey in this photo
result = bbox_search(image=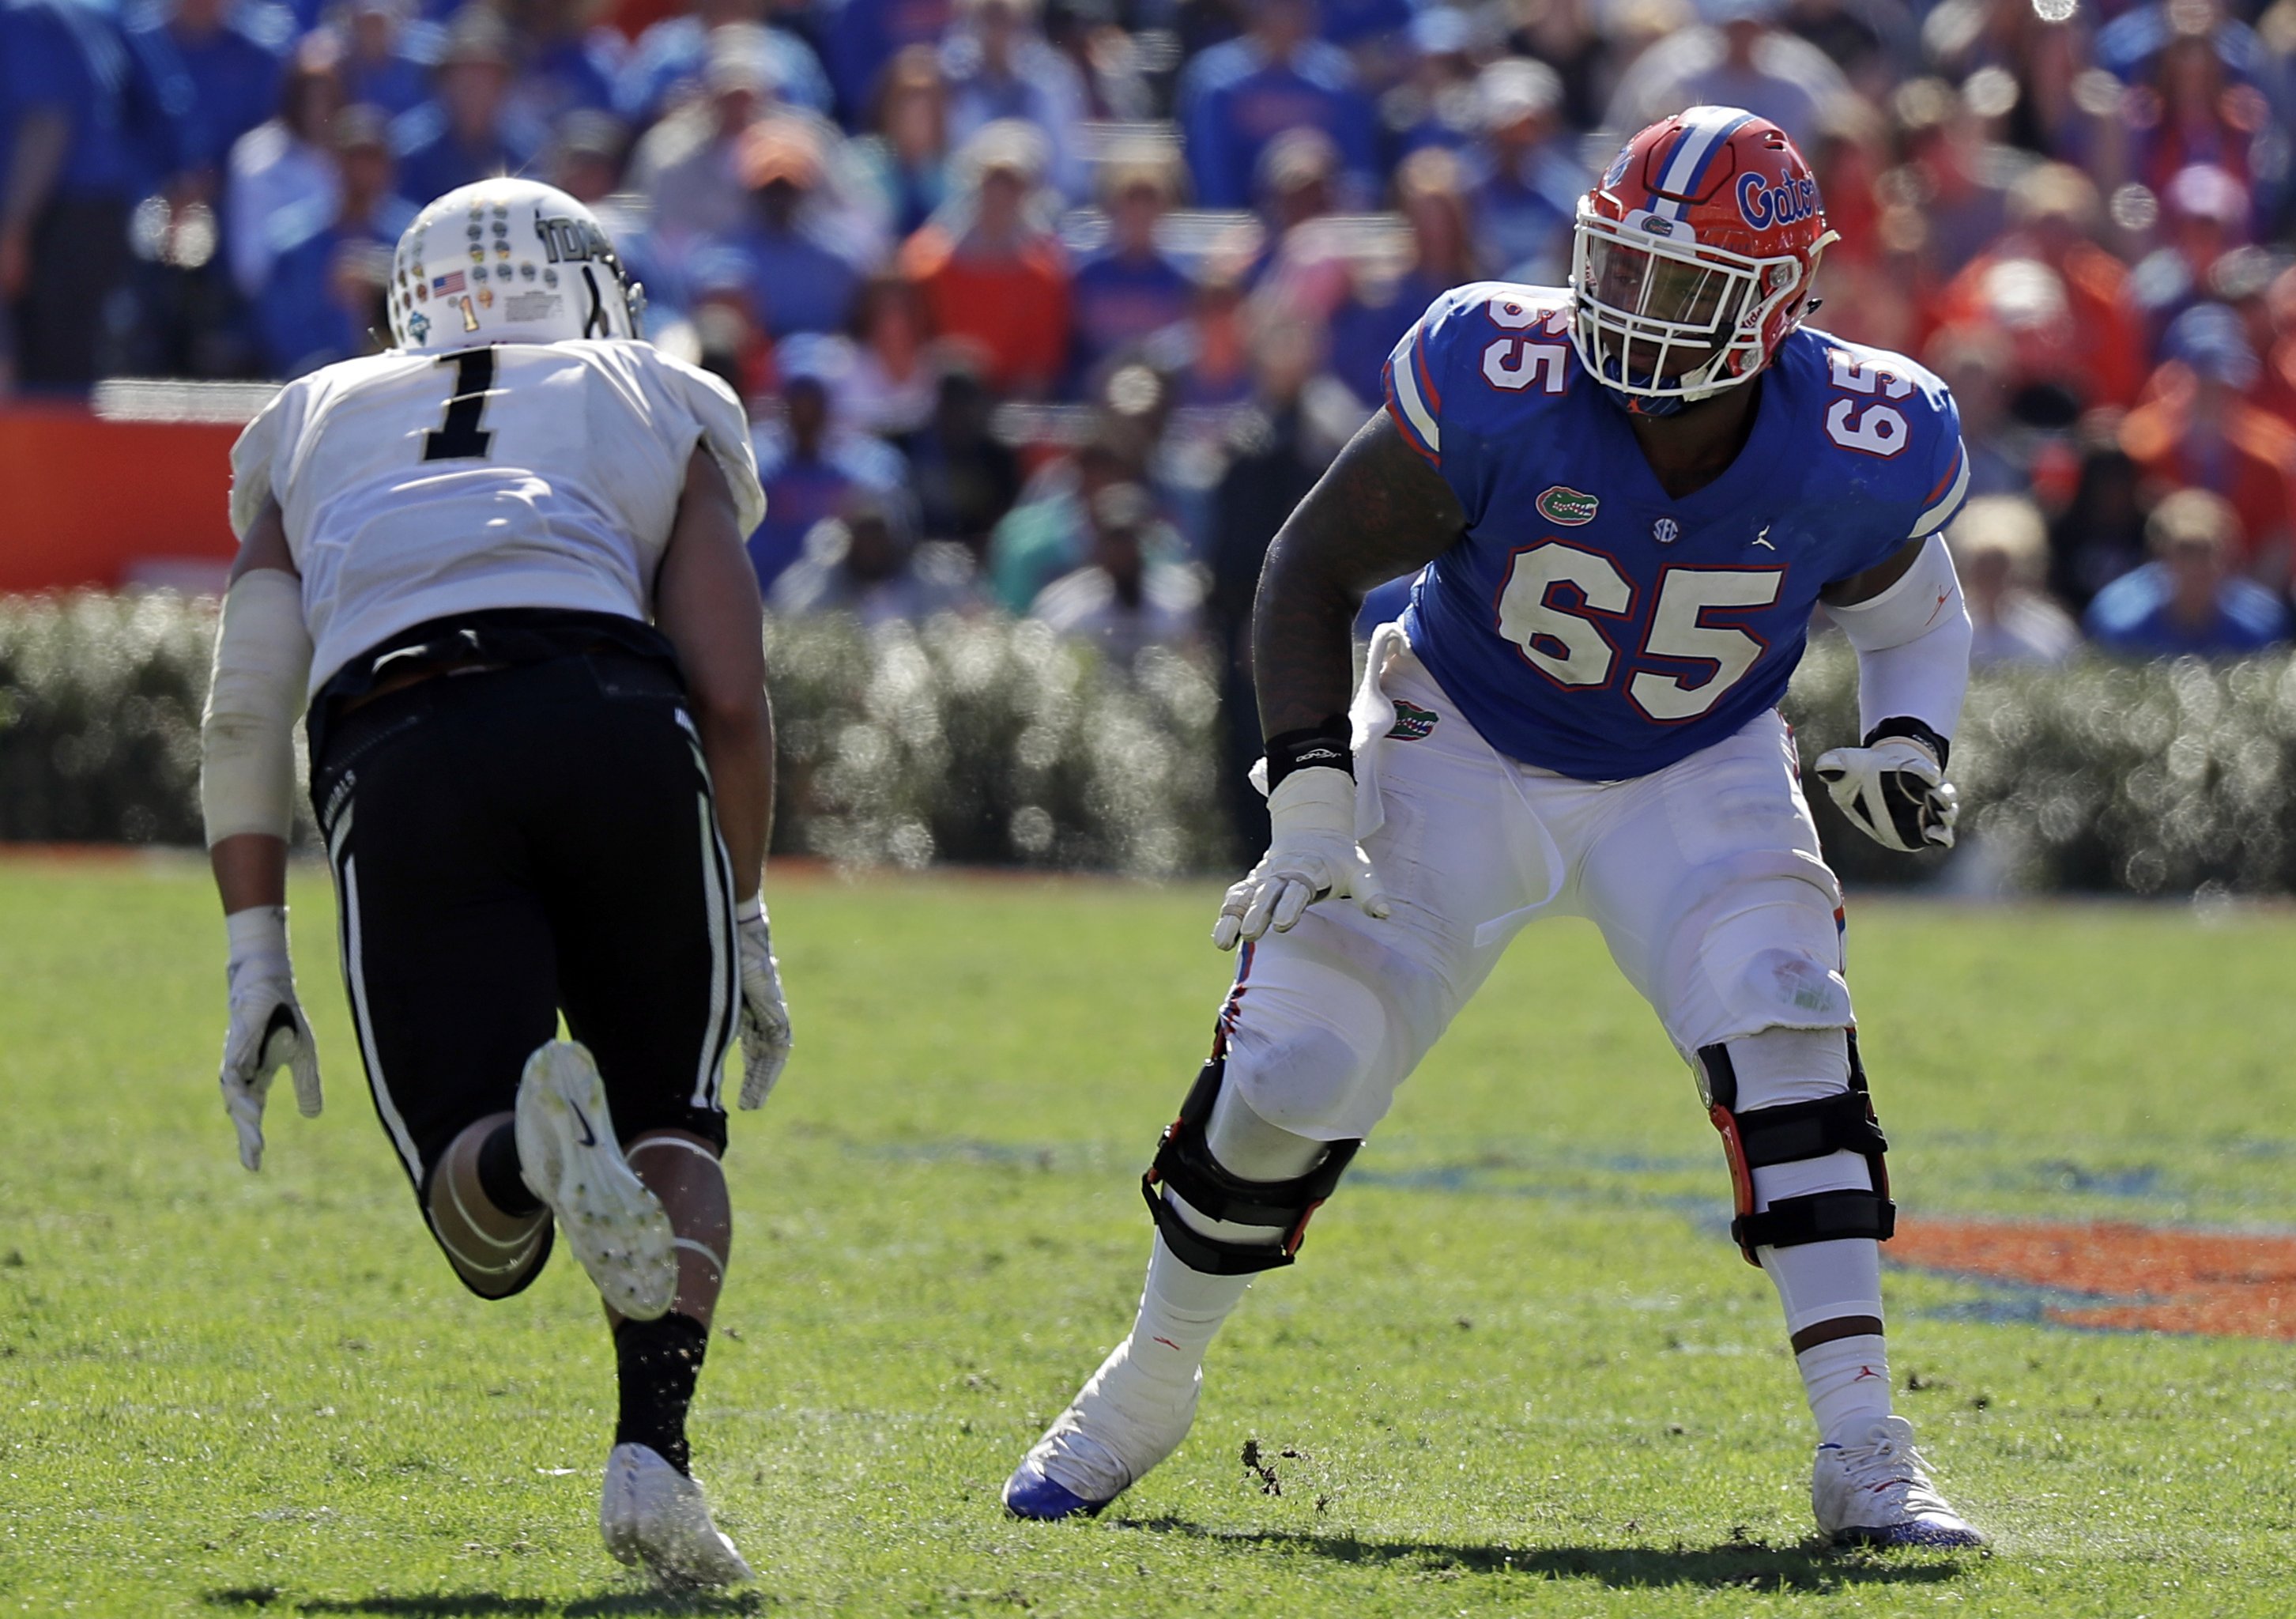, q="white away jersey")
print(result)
[228,338,767,694]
